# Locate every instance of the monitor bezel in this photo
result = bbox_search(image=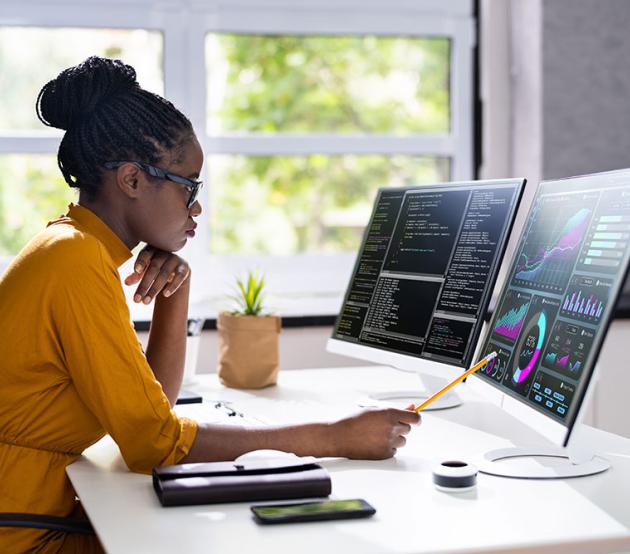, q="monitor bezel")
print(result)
[470,168,630,447]
[328,178,526,380]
